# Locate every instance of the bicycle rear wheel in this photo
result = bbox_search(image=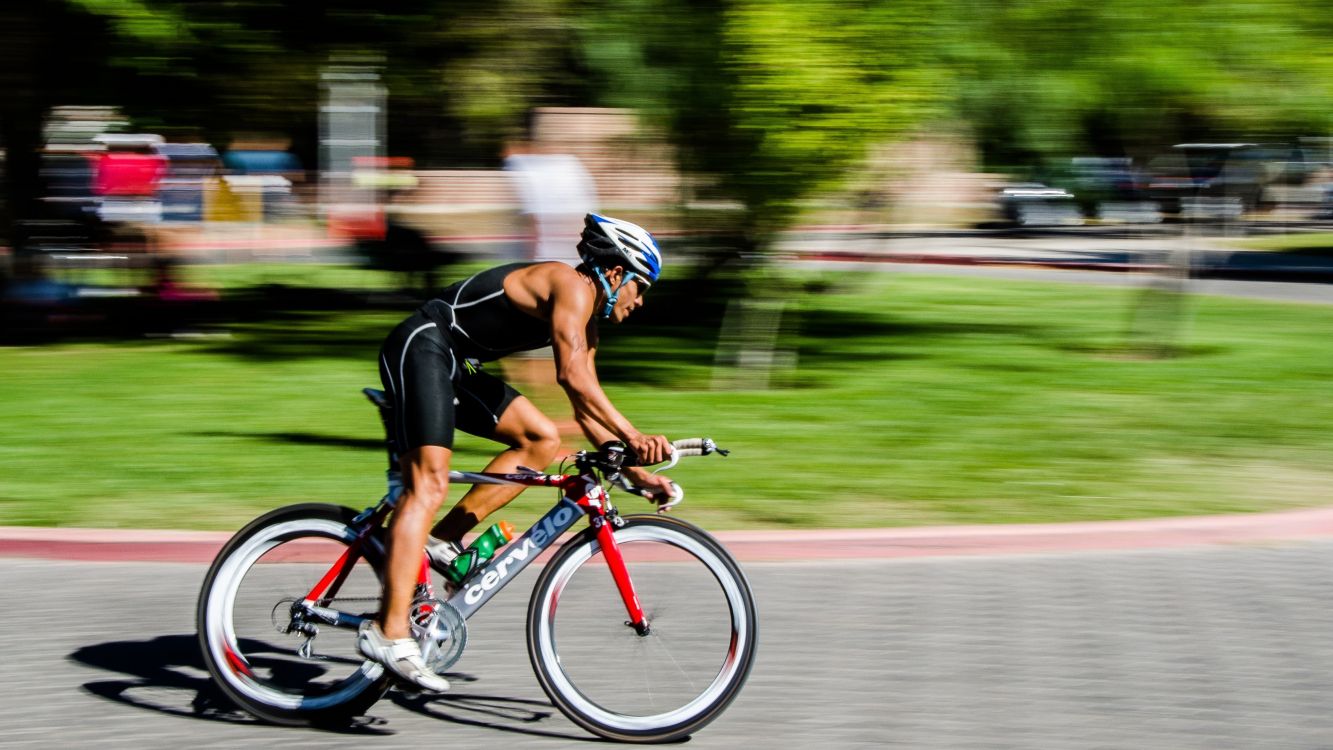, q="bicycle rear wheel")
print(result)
[196,503,390,725]
[527,515,758,743]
